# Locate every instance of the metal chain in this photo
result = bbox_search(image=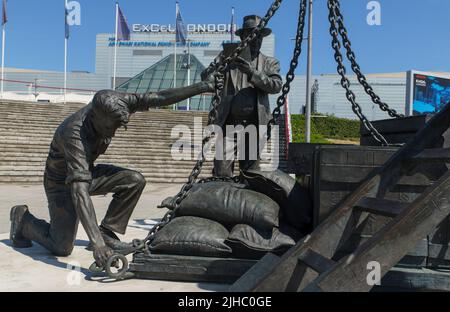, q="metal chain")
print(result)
[328,0,388,146]
[198,176,243,184]
[139,0,285,248]
[267,0,308,142]
[332,0,403,119]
